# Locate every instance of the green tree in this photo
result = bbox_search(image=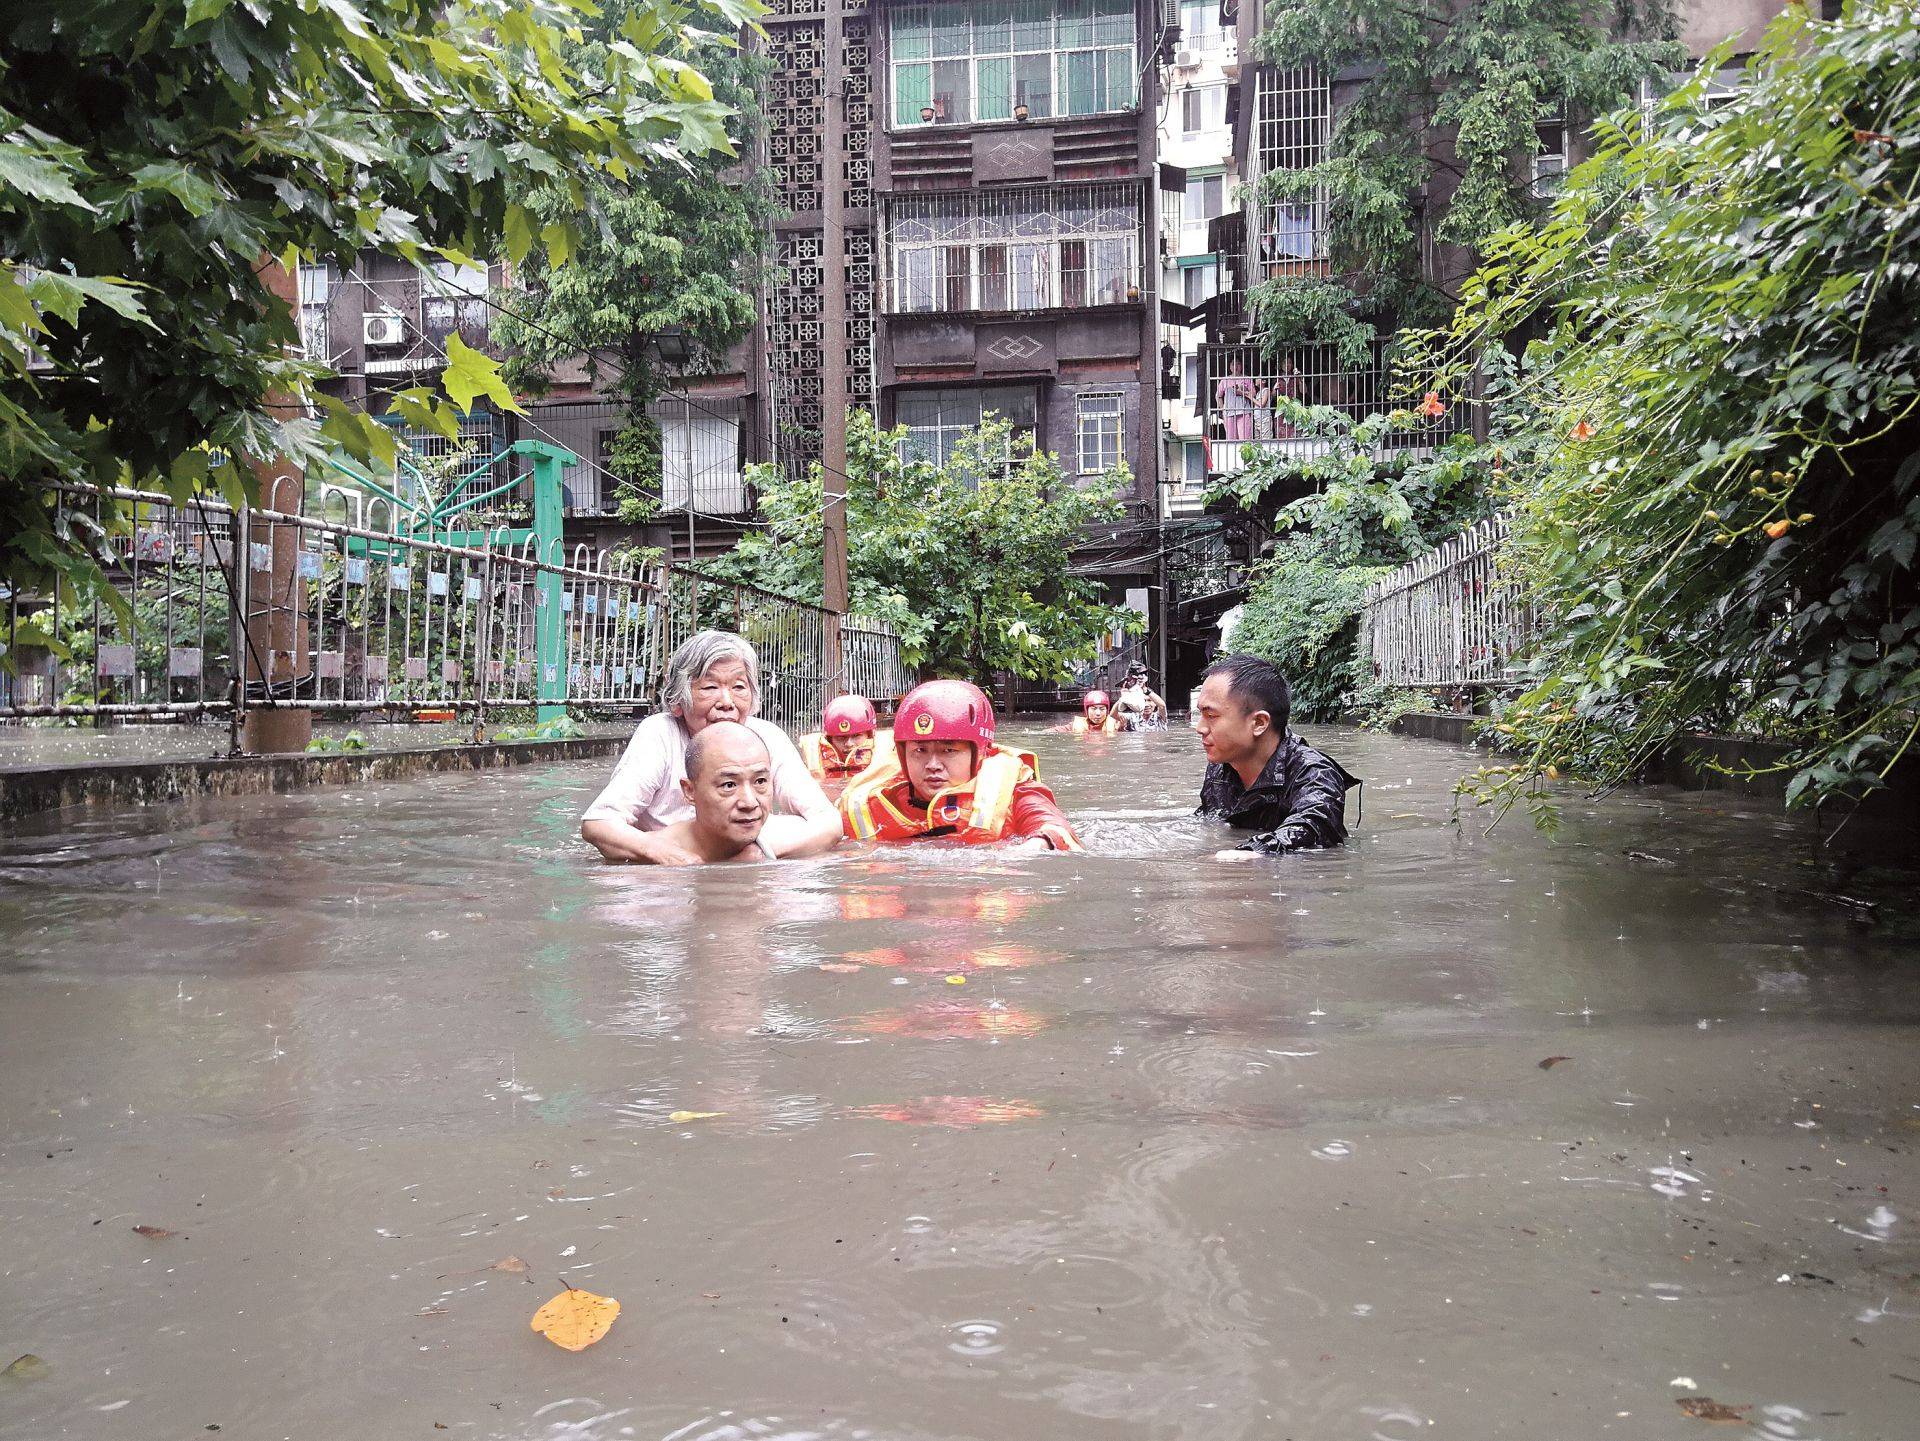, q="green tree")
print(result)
[1429,0,1920,814]
[1214,395,1506,718]
[704,410,1141,685]
[1250,0,1681,355]
[1,0,752,653]
[495,11,777,523]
